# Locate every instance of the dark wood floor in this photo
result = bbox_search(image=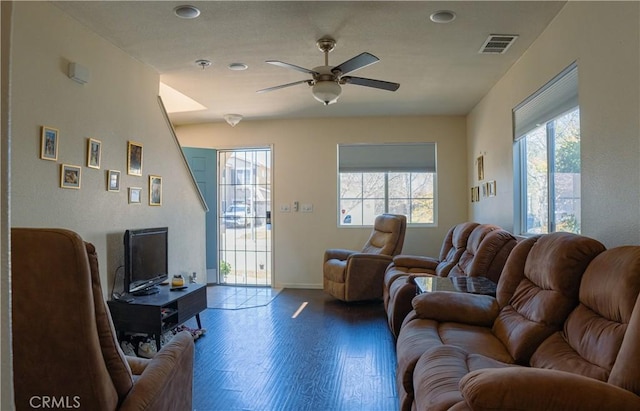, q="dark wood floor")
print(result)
[188,288,398,411]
